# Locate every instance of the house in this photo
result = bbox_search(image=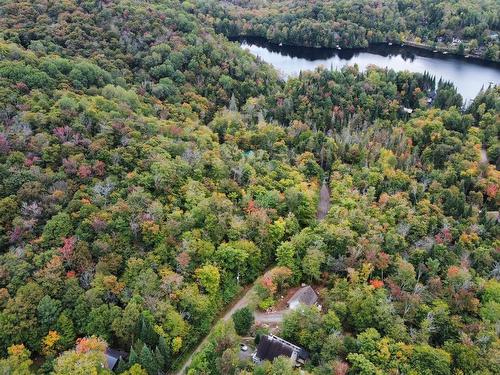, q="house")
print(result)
[105,348,127,371]
[253,334,309,367]
[287,285,318,310]
[427,90,437,105]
